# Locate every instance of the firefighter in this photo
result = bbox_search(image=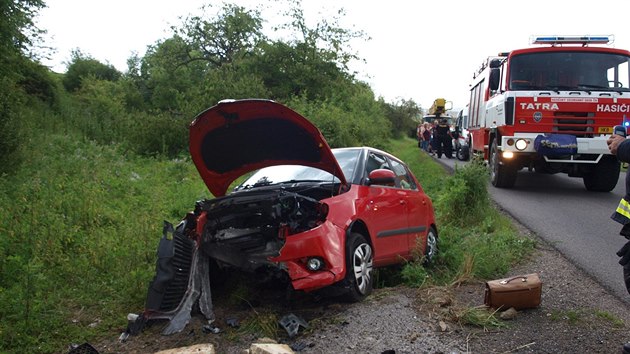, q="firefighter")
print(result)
[434,118,452,159]
[607,133,630,354]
